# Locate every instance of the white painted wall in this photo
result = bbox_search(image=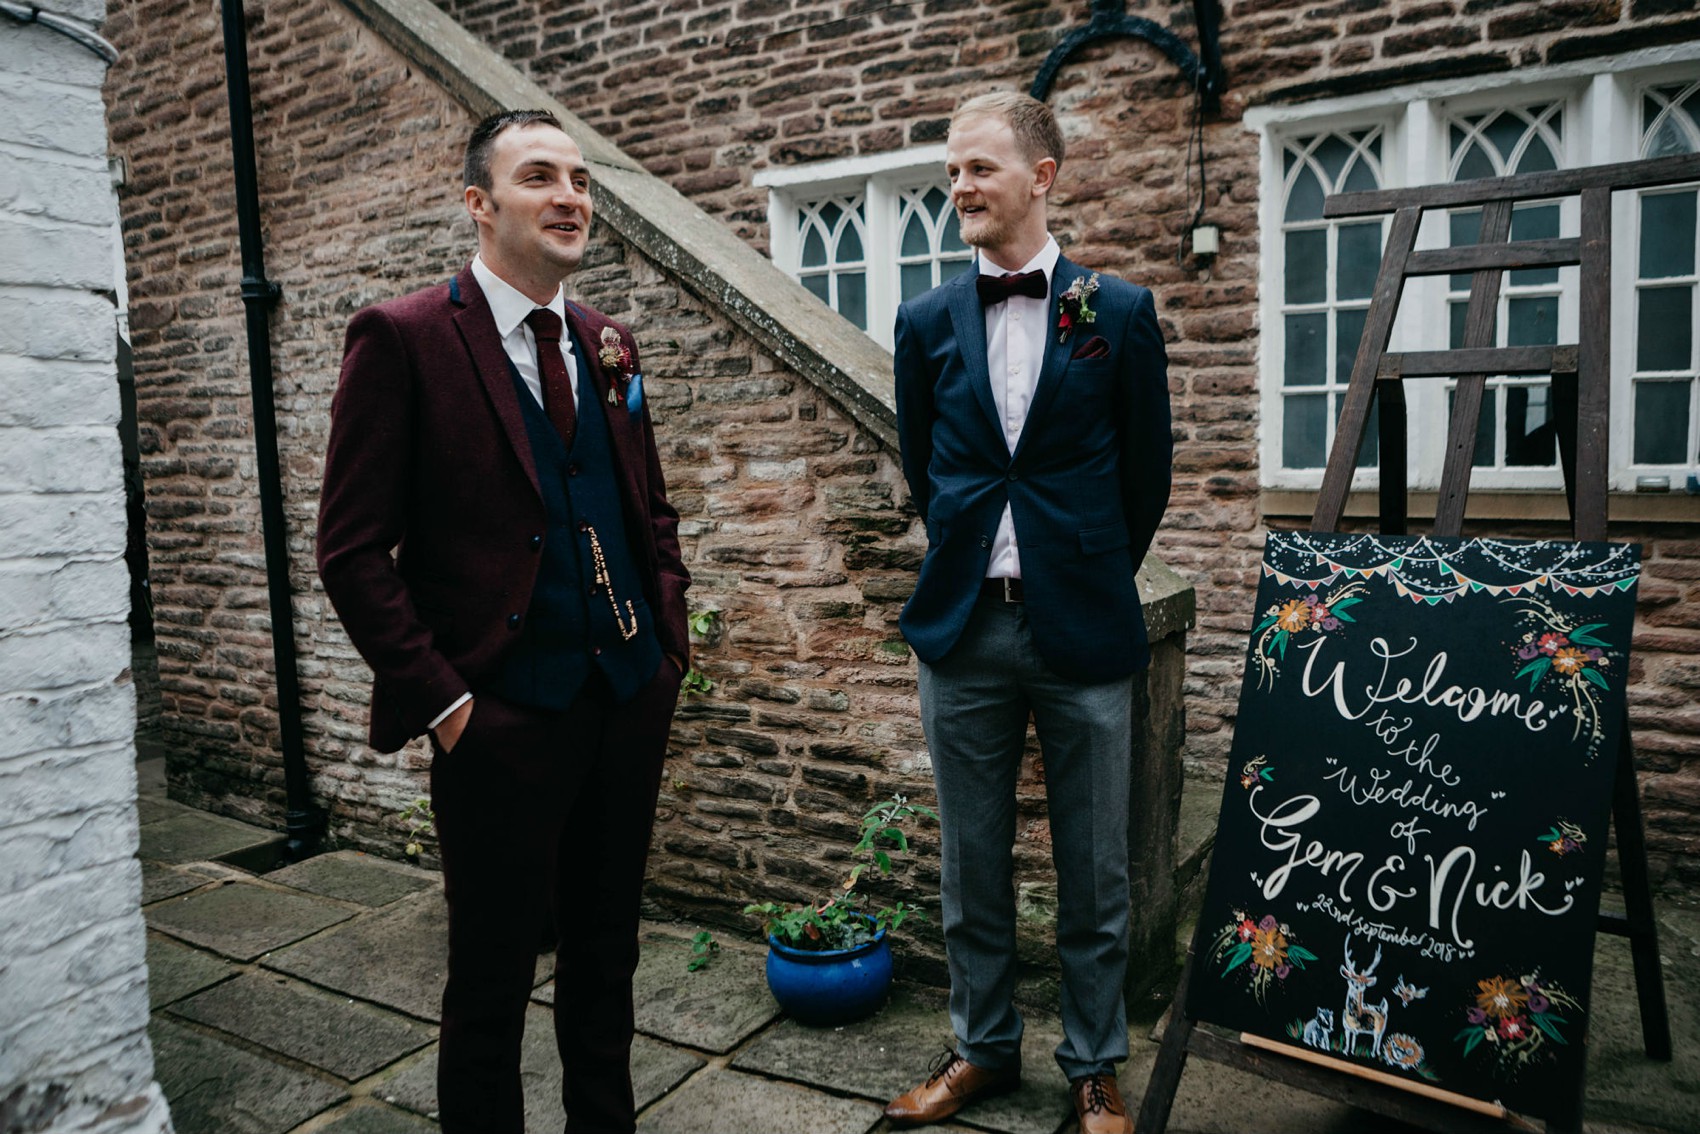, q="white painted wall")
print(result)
[0,4,171,1131]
